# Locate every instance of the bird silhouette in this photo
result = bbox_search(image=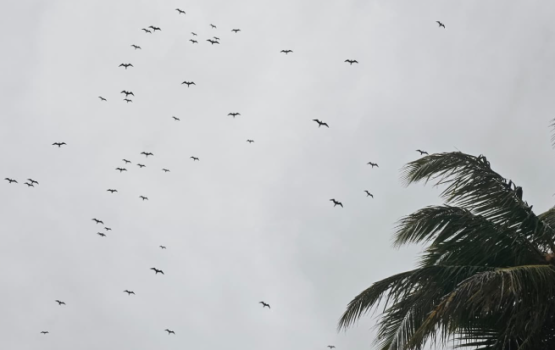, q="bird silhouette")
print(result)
[139,196,148,201]
[345,59,358,65]
[190,156,199,161]
[124,98,132,103]
[191,32,197,36]
[92,218,104,224]
[97,232,106,237]
[176,8,185,14]
[162,169,170,172]
[151,267,164,274]
[182,81,196,87]
[141,152,154,157]
[259,301,271,308]
[228,112,241,118]
[124,290,135,295]
[210,24,216,29]
[328,346,336,349]
[213,36,220,41]
[330,199,343,207]
[364,190,374,198]
[5,178,17,184]
[165,329,175,334]
[142,28,152,33]
[313,119,329,128]
[207,39,220,45]
[116,167,127,172]
[160,245,166,249]
[149,26,161,32]
[281,50,293,54]
[137,164,146,168]
[436,21,445,28]
[105,227,111,231]
[40,331,49,334]
[131,45,141,50]
[172,116,180,121]
[55,300,66,305]
[416,149,429,155]
[28,179,39,185]
[190,39,198,44]
[107,189,118,193]
[122,159,131,164]
[24,182,34,187]
[247,140,254,143]
[367,162,379,168]
[99,96,107,101]
[52,142,67,147]
[232,29,241,33]
[121,90,134,97]
[119,63,133,69]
